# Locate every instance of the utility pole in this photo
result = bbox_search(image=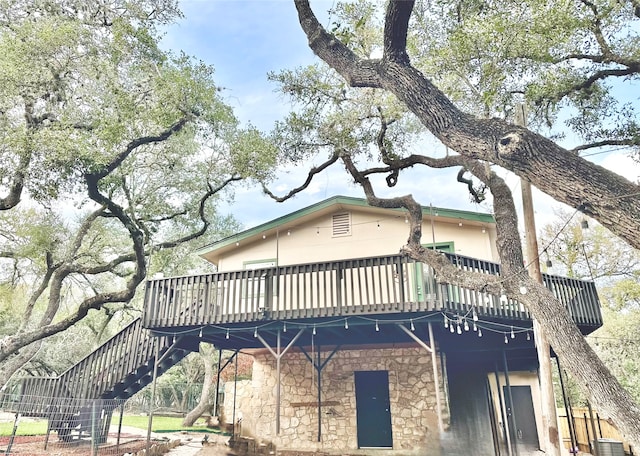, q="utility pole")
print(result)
[516,104,561,456]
